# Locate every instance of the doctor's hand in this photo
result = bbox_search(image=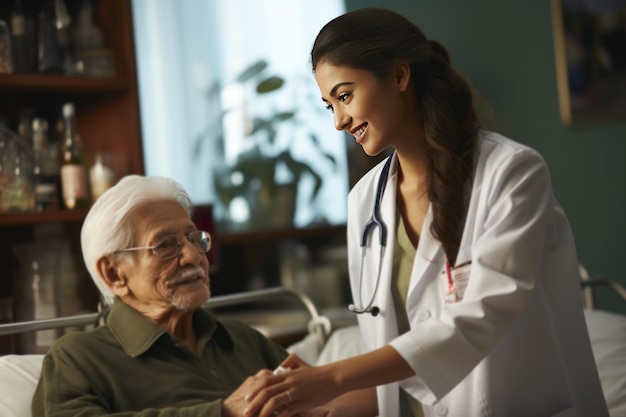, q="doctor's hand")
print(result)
[223,369,277,417]
[244,354,347,417]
